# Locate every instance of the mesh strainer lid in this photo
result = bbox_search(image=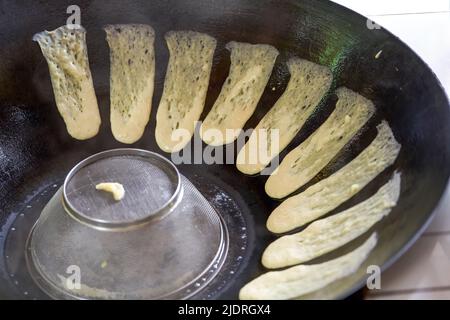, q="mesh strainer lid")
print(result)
[63,149,182,230]
[27,149,228,299]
